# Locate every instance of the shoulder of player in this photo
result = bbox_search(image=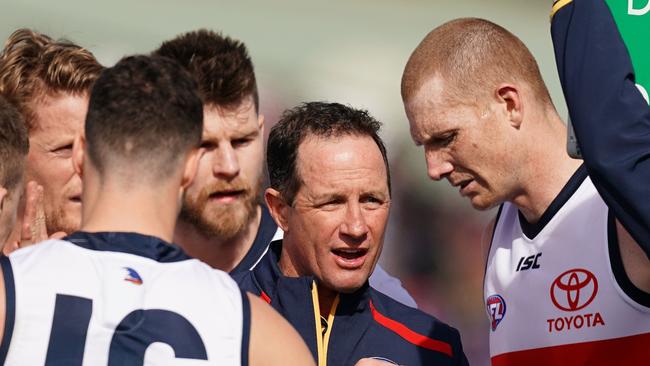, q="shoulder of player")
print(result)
[368,289,463,352]
[7,238,76,261]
